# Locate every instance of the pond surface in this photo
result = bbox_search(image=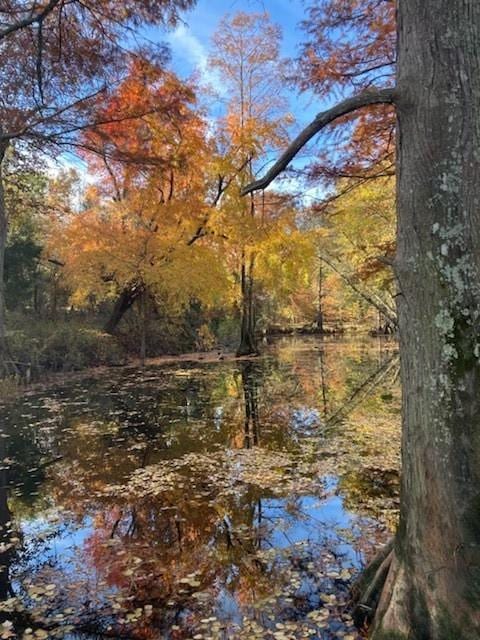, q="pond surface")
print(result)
[0,336,400,640]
